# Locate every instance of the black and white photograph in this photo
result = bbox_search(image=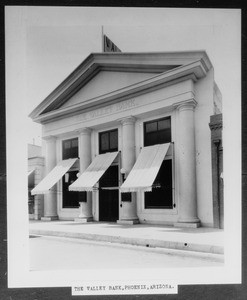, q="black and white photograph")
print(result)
[5,6,241,296]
